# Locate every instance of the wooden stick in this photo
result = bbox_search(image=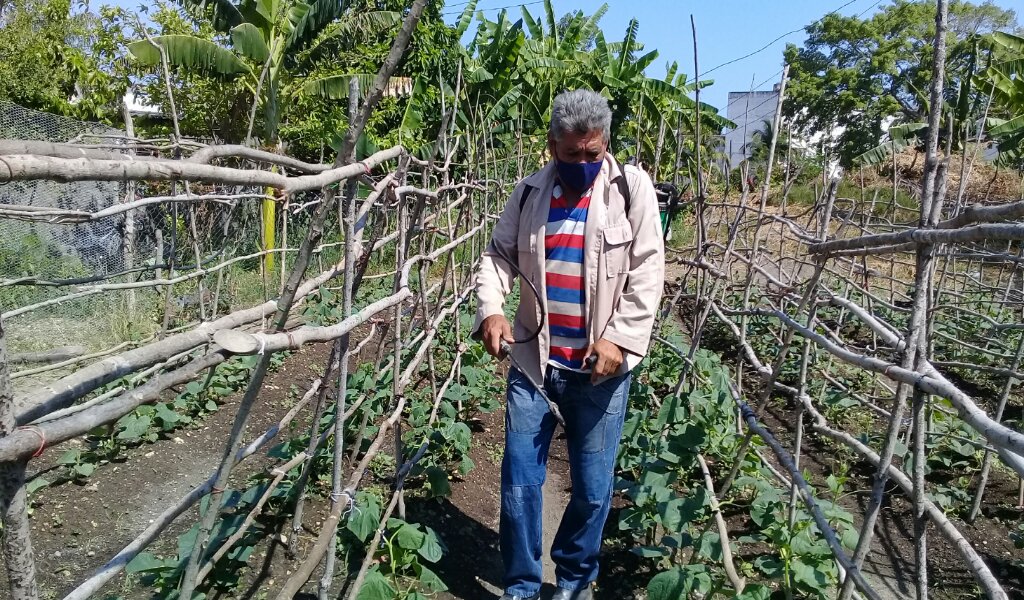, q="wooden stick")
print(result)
[0,319,39,600]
